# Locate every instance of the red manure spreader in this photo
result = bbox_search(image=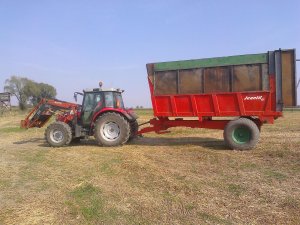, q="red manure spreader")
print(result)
[21,49,297,150]
[139,48,297,150]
